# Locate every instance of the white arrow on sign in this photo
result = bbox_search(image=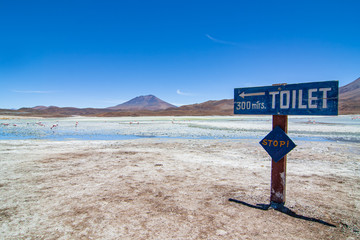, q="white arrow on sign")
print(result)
[239,92,265,99]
